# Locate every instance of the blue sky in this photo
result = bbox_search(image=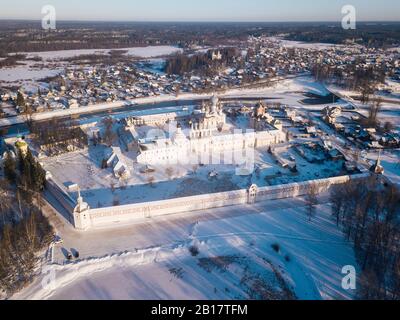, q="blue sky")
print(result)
[0,0,399,22]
